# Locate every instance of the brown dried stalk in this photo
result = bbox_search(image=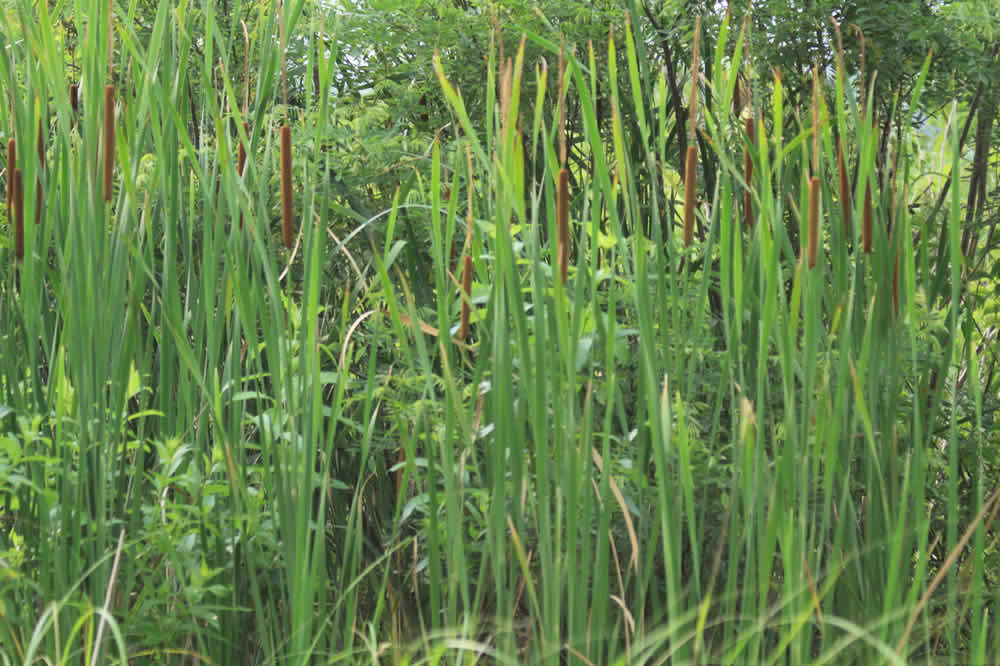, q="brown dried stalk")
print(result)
[684,145,697,247]
[280,124,294,249]
[807,176,819,268]
[459,253,473,341]
[103,85,115,202]
[557,168,569,283]
[743,116,754,229]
